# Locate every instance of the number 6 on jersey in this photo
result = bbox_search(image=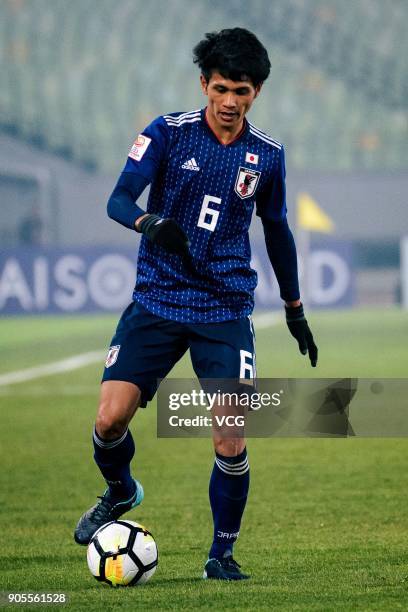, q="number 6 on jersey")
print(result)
[197,194,222,232]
